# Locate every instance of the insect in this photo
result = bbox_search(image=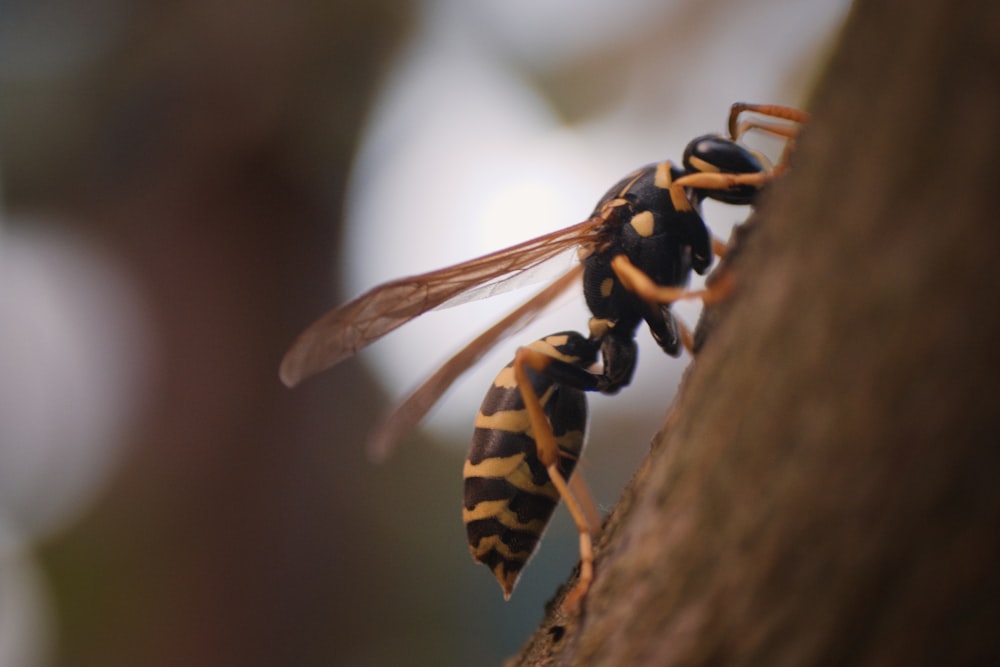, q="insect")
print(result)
[280,102,808,609]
